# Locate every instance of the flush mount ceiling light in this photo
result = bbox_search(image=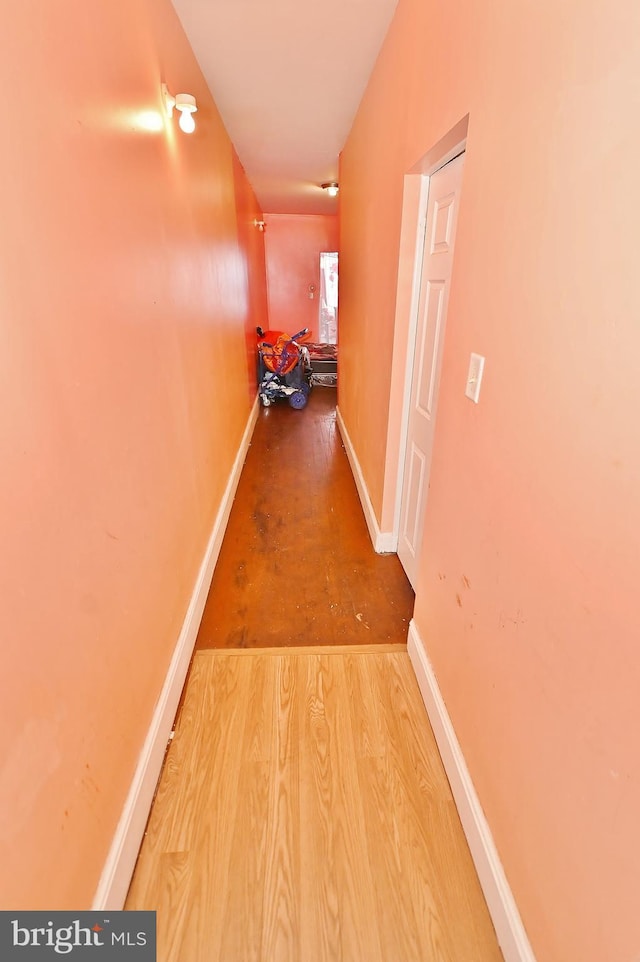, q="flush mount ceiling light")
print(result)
[162,83,198,134]
[321,182,339,198]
